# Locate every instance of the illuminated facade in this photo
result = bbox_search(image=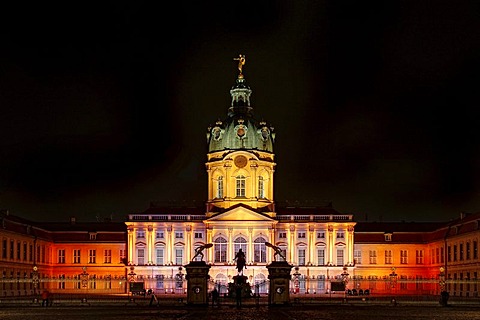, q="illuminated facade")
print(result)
[0,212,127,295]
[1,62,479,298]
[125,66,480,297]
